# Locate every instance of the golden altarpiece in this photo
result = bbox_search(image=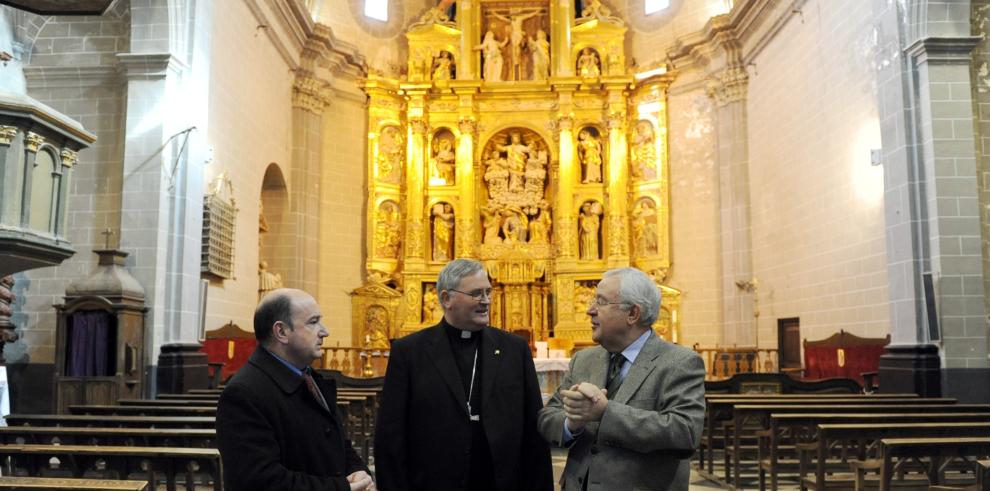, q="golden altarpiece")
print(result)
[351,0,681,347]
